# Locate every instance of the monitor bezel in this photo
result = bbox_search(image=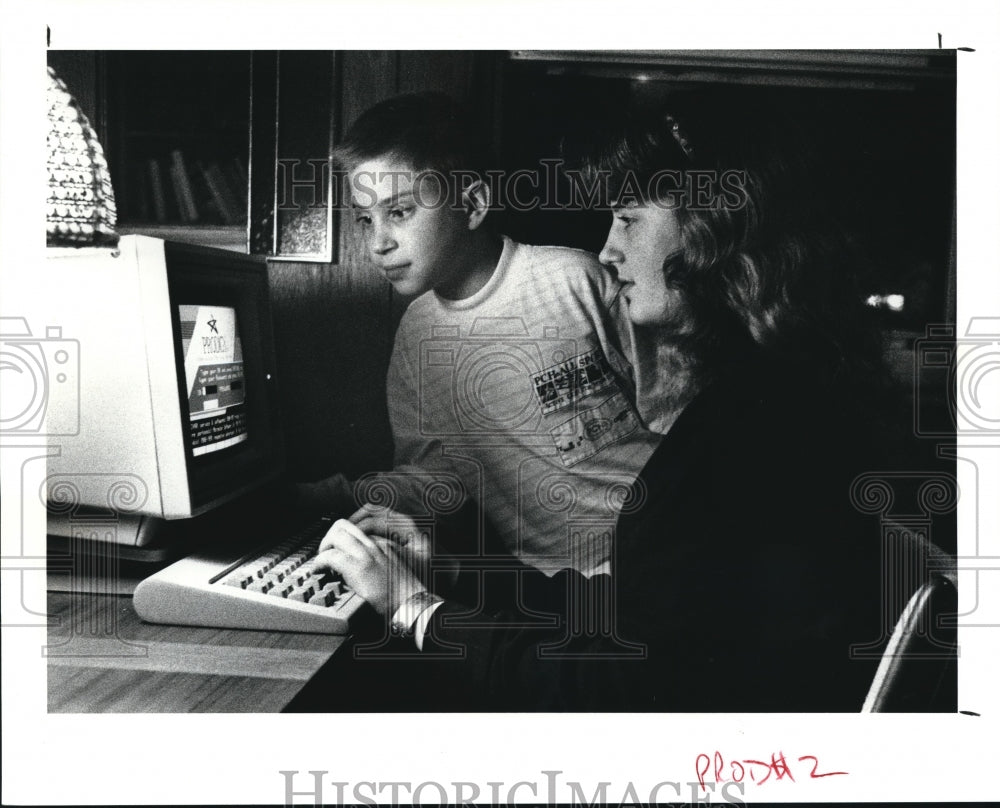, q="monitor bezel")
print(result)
[163,241,285,513]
